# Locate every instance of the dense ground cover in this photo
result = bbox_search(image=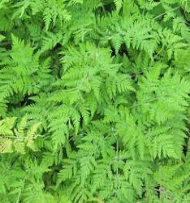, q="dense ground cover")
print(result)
[0,0,190,202]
